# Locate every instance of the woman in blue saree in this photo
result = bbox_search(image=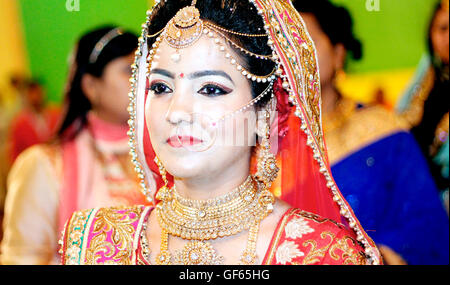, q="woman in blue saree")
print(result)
[295,0,449,265]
